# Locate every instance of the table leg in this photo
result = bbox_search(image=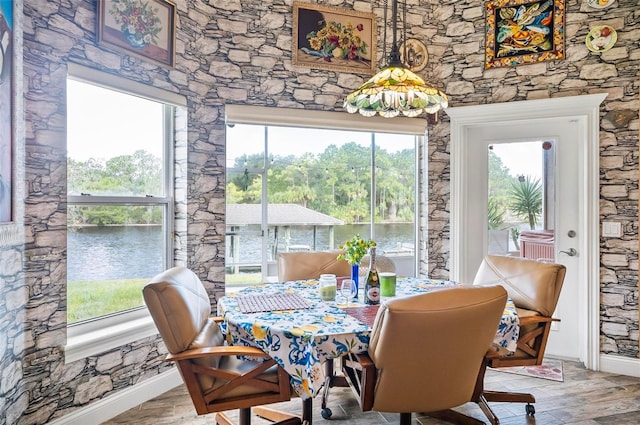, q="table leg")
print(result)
[320,358,349,419]
[303,397,313,424]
